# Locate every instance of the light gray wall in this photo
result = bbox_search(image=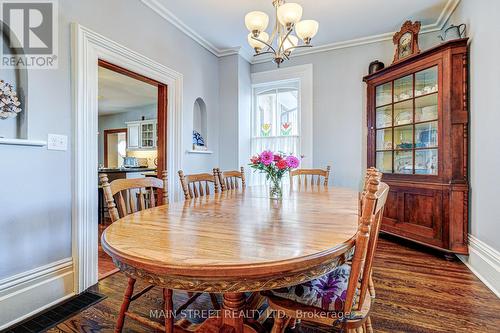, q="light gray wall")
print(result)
[238,56,252,170]
[251,32,441,189]
[98,105,157,165]
[218,55,240,170]
[218,54,253,171]
[0,0,220,280]
[445,0,500,252]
